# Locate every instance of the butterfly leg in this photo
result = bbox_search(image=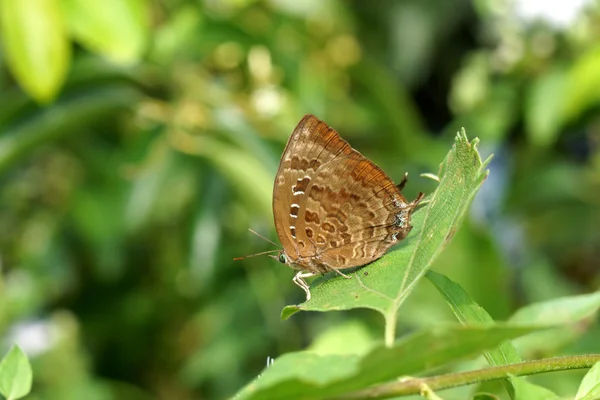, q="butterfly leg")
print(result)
[396,172,409,191]
[331,268,352,280]
[293,271,316,301]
